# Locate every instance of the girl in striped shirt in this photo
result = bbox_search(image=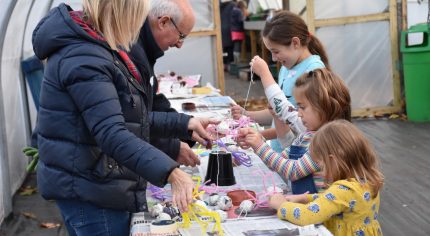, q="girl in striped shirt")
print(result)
[237,69,351,194]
